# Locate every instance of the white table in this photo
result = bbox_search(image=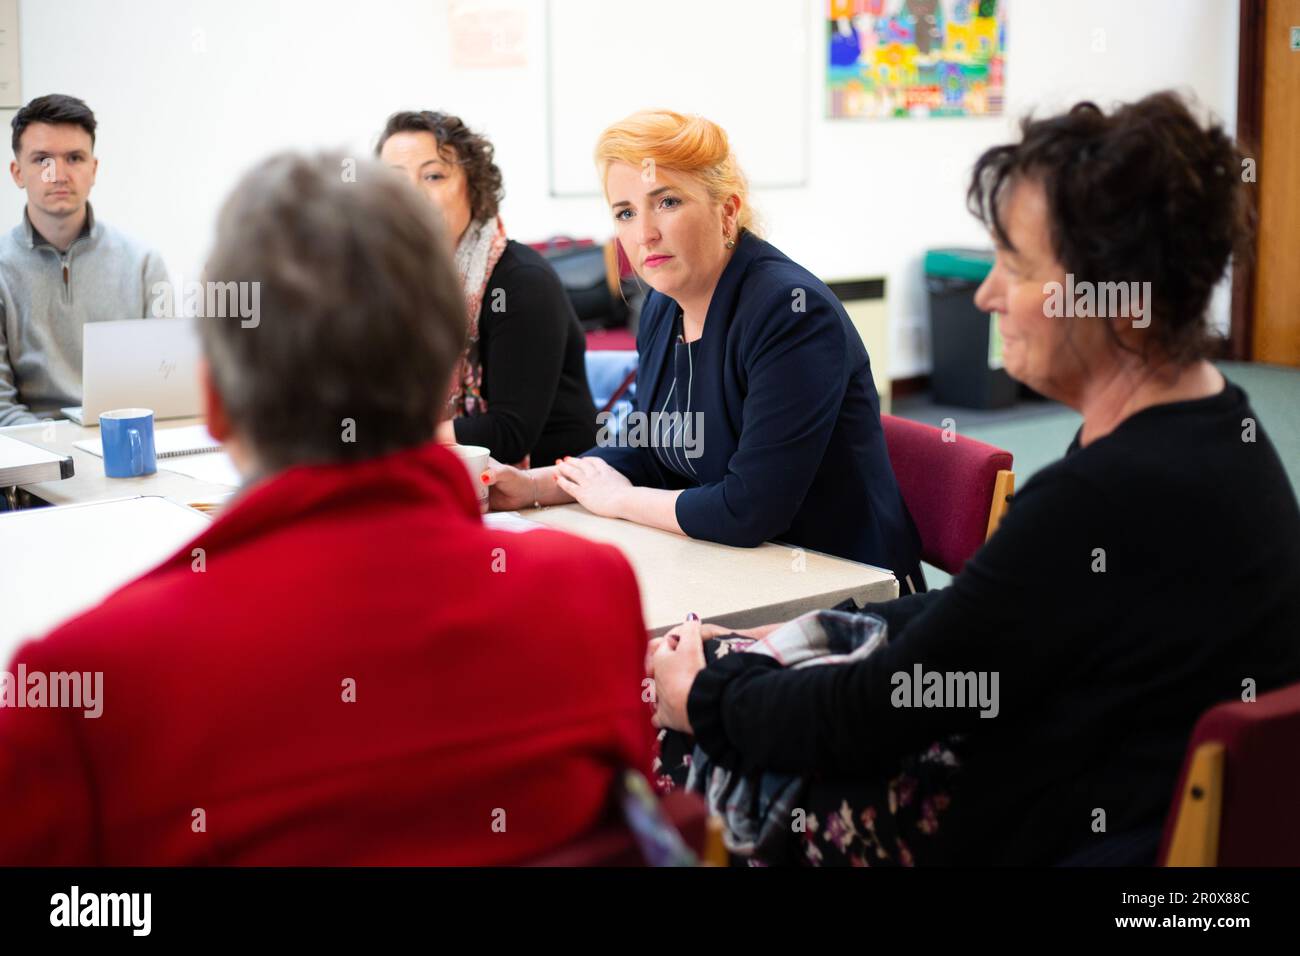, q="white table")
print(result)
[522,504,897,635]
[0,417,232,508]
[1,432,73,509]
[2,418,899,638]
[0,496,212,660]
